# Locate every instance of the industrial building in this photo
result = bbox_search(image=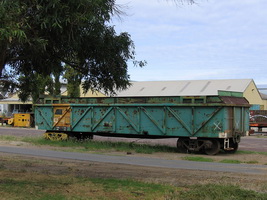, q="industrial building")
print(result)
[116,79,265,110]
[0,79,266,119]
